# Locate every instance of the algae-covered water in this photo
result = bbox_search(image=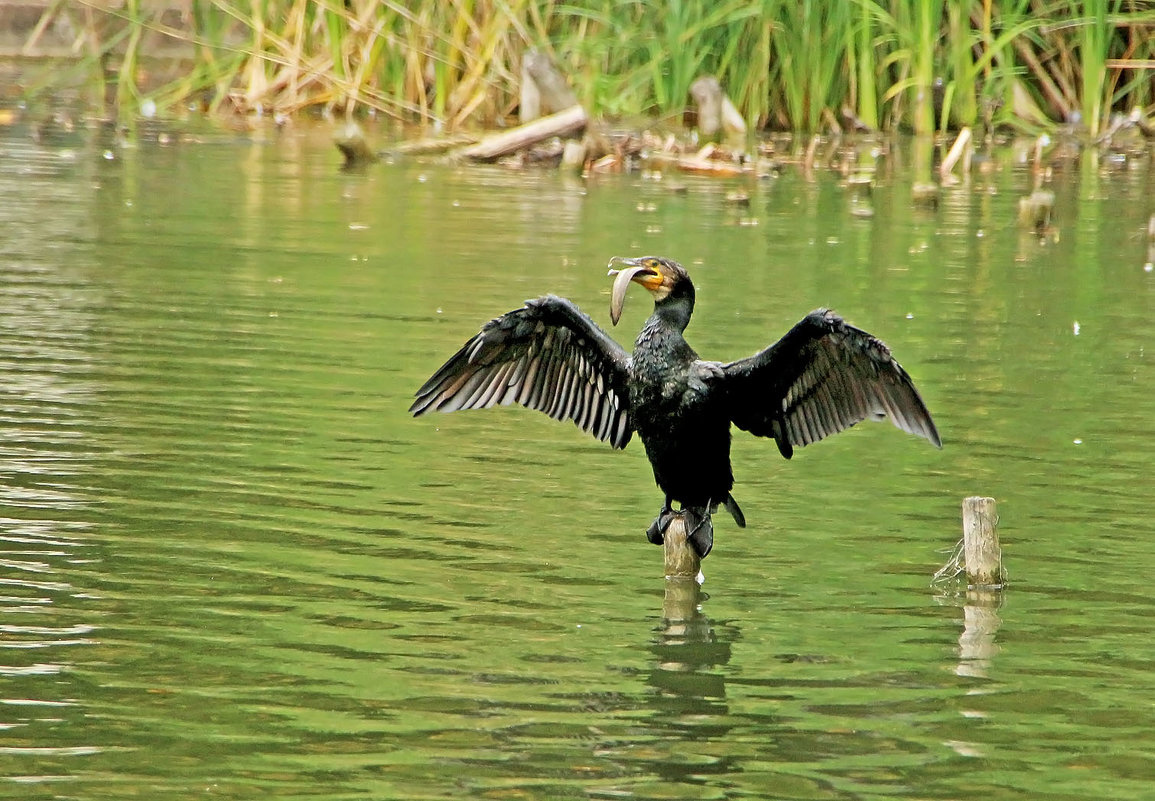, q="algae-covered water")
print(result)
[1,124,1153,799]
